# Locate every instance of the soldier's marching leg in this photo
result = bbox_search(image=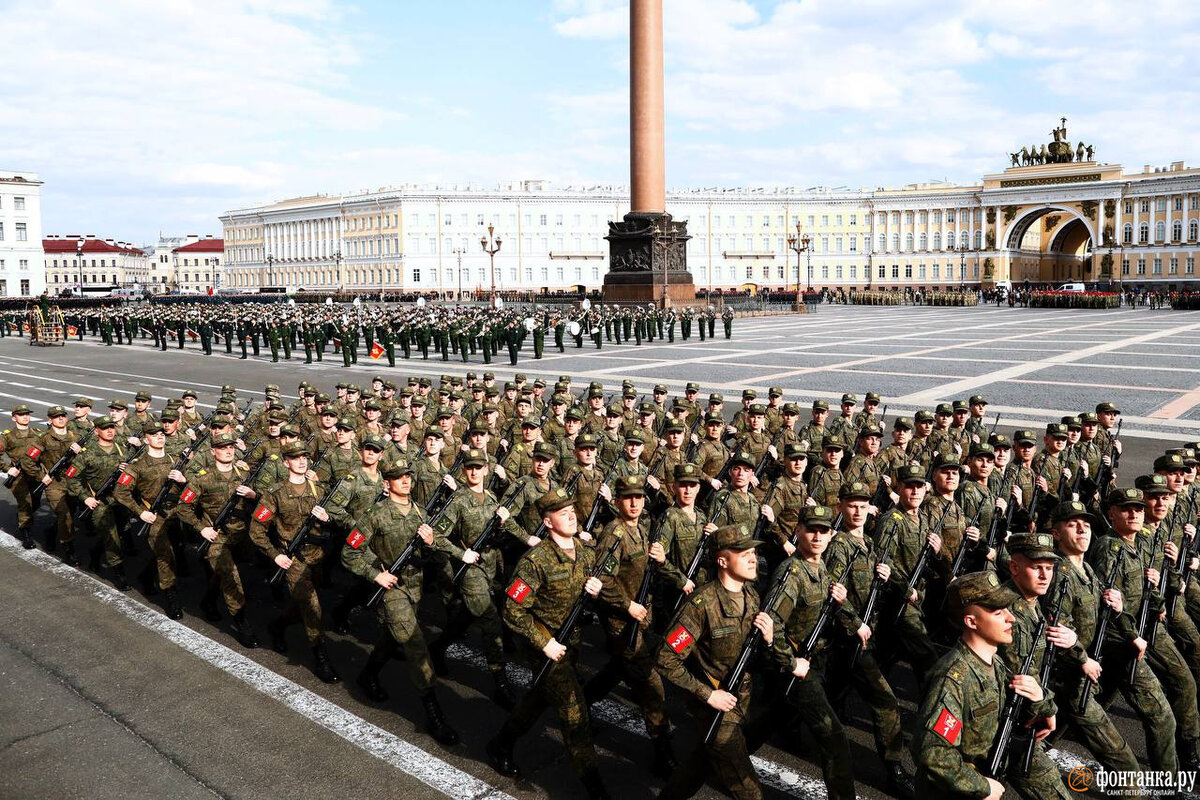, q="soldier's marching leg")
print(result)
[341,338,352,368]
[13,477,36,547]
[1147,633,1200,767]
[145,518,182,619]
[45,482,76,564]
[239,333,248,359]
[283,557,339,683]
[225,330,233,354]
[208,533,257,647]
[460,557,516,708]
[782,665,855,800]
